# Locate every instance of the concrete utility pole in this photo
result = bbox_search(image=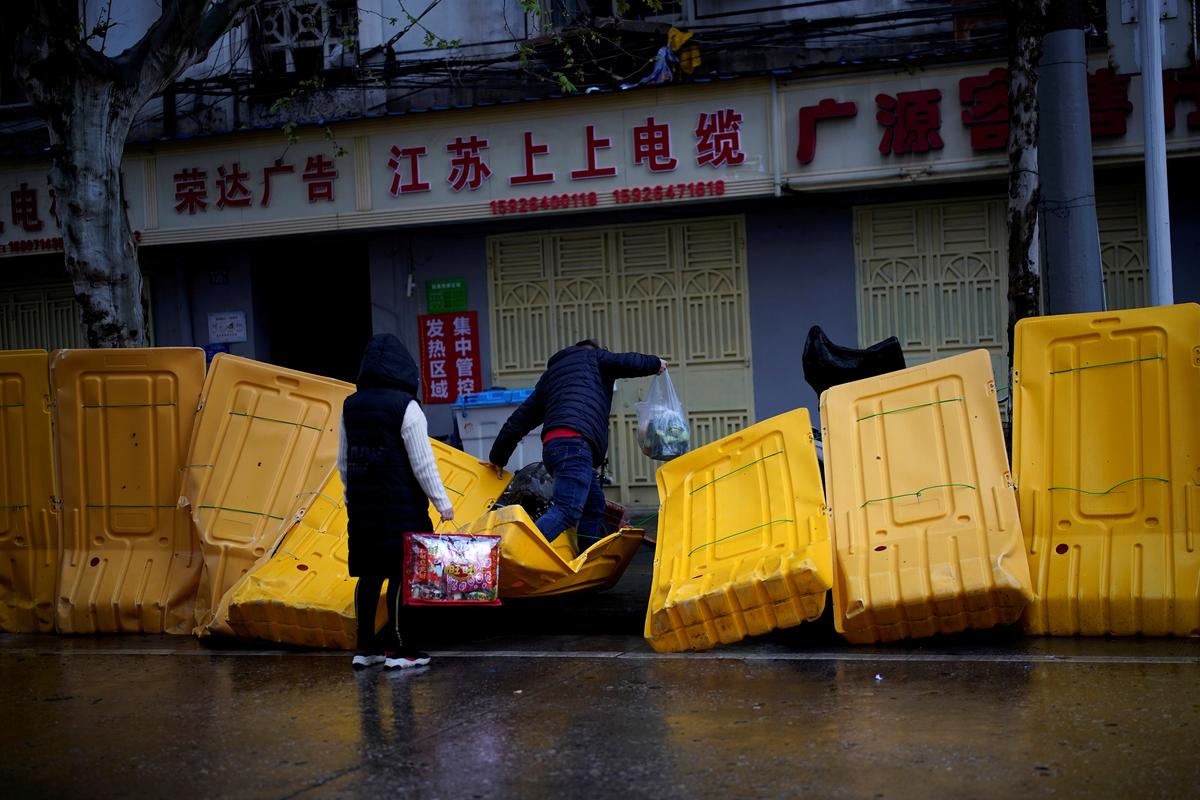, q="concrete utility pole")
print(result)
[1139,0,1175,305]
[1038,0,1105,313]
